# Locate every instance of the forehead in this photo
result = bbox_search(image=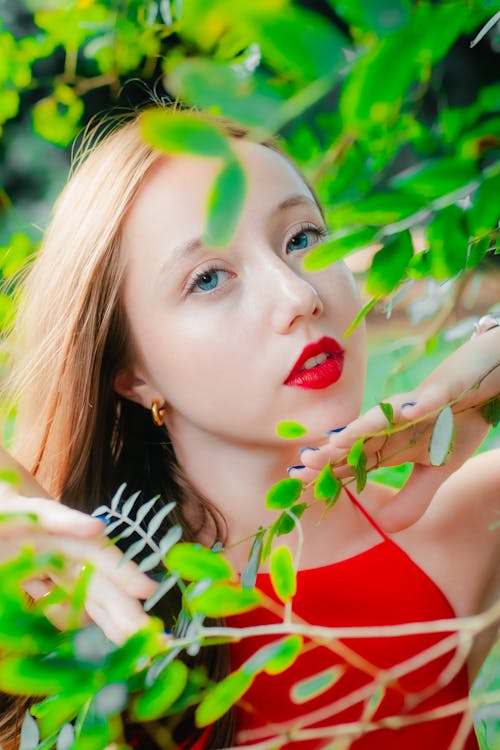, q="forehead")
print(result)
[122,139,316,243]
